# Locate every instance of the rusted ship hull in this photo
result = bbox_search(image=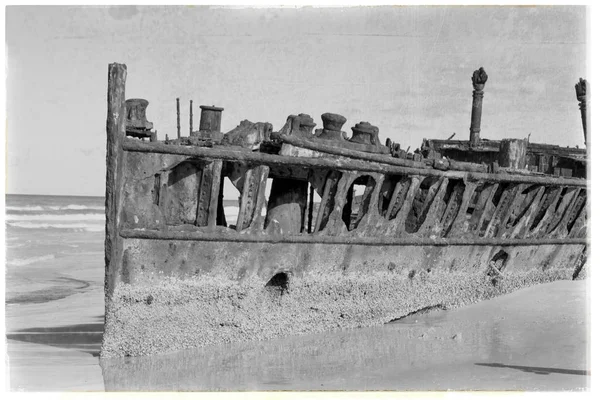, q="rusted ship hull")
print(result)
[101,63,587,357]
